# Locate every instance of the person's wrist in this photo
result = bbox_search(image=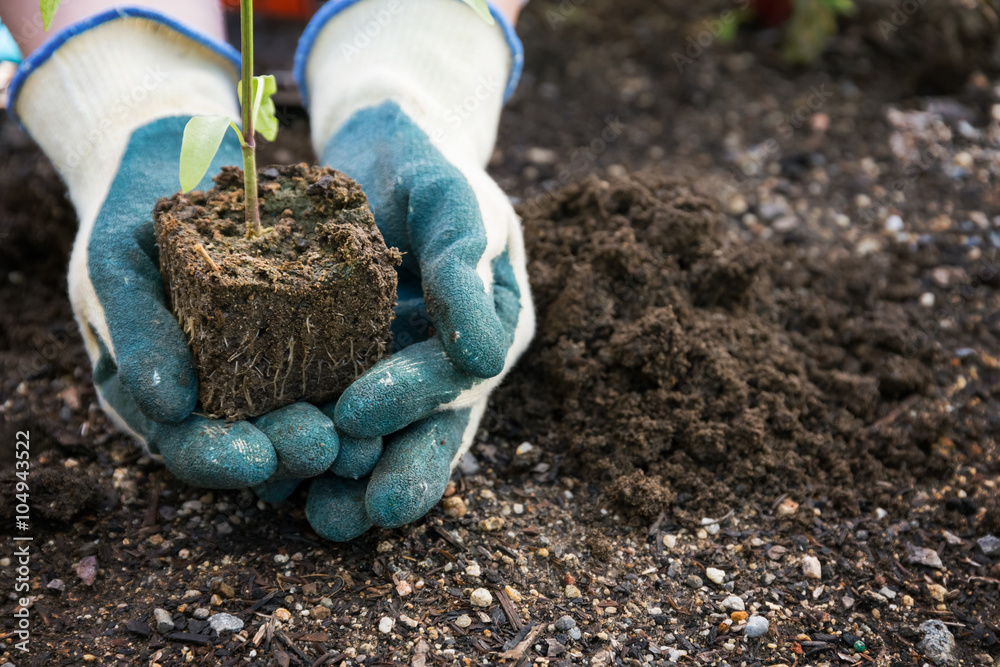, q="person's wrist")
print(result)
[295,0,523,167]
[10,8,239,208]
